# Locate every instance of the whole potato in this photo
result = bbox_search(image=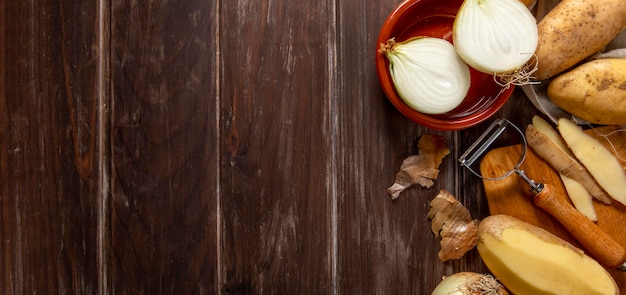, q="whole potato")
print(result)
[548,59,626,125]
[532,0,626,80]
